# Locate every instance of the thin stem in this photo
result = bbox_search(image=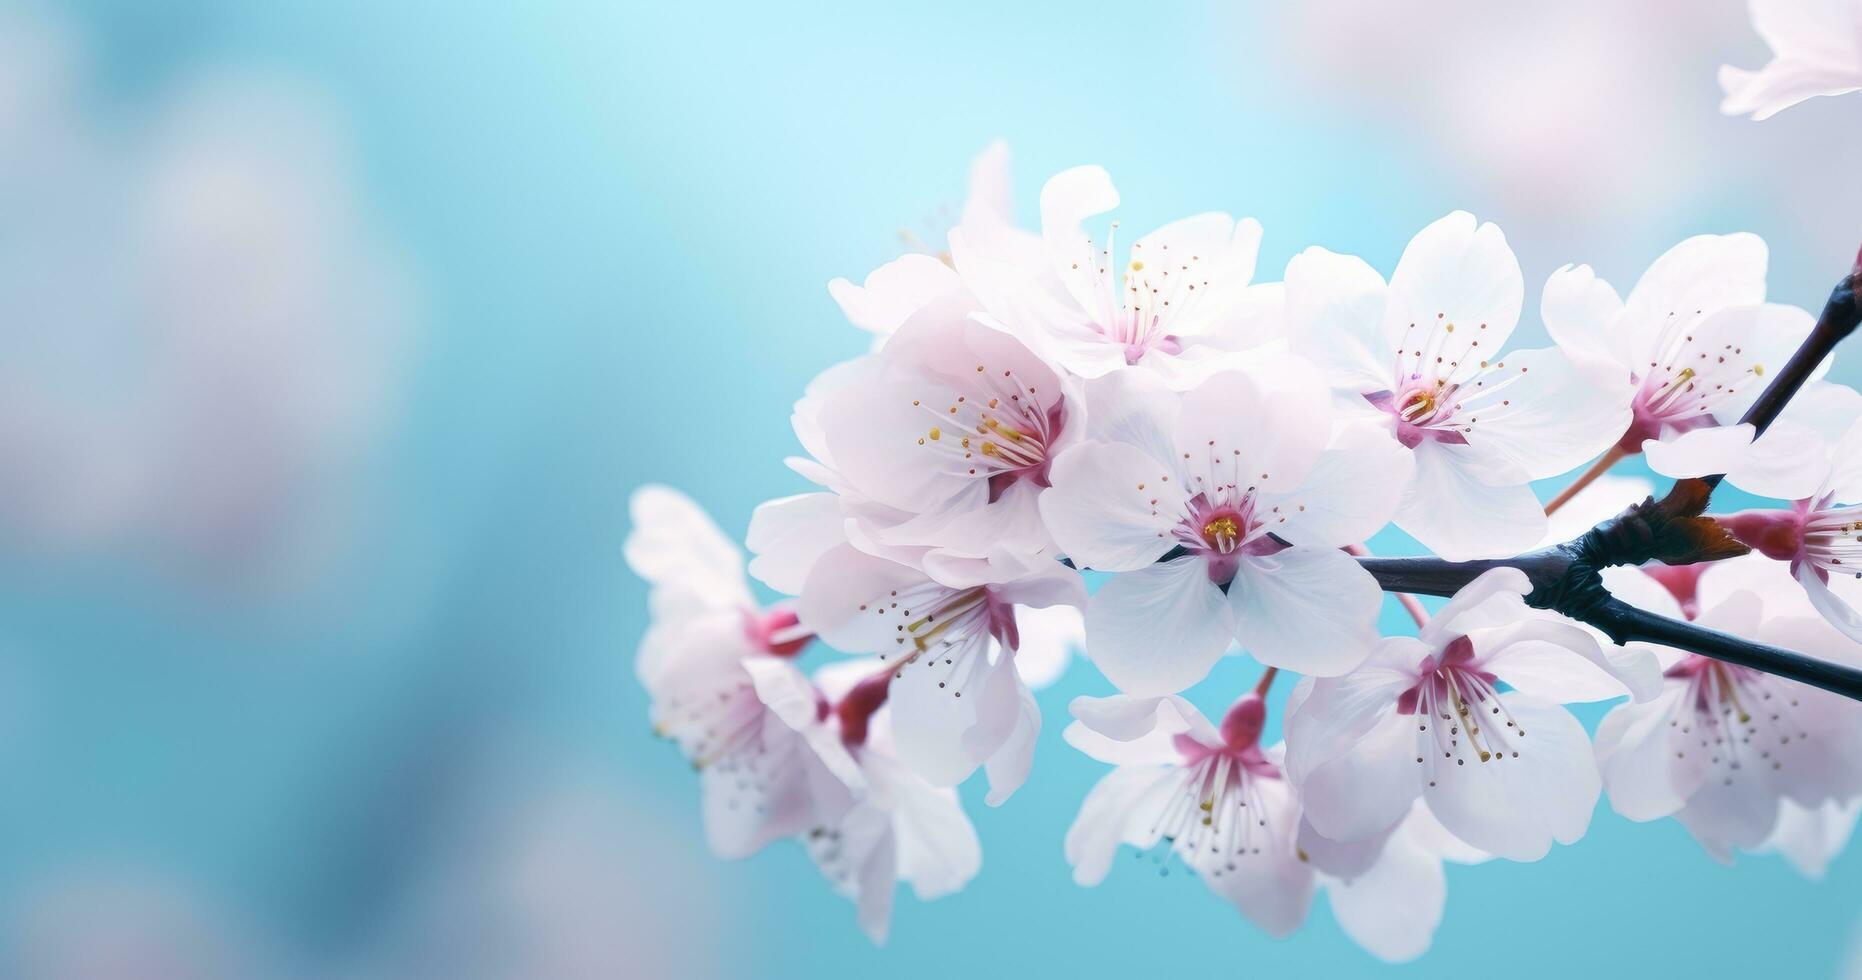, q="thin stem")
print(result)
[1593,598,1862,701]
[1253,666,1278,697]
[1543,446,1628,516]
[1120,247,1862,703]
